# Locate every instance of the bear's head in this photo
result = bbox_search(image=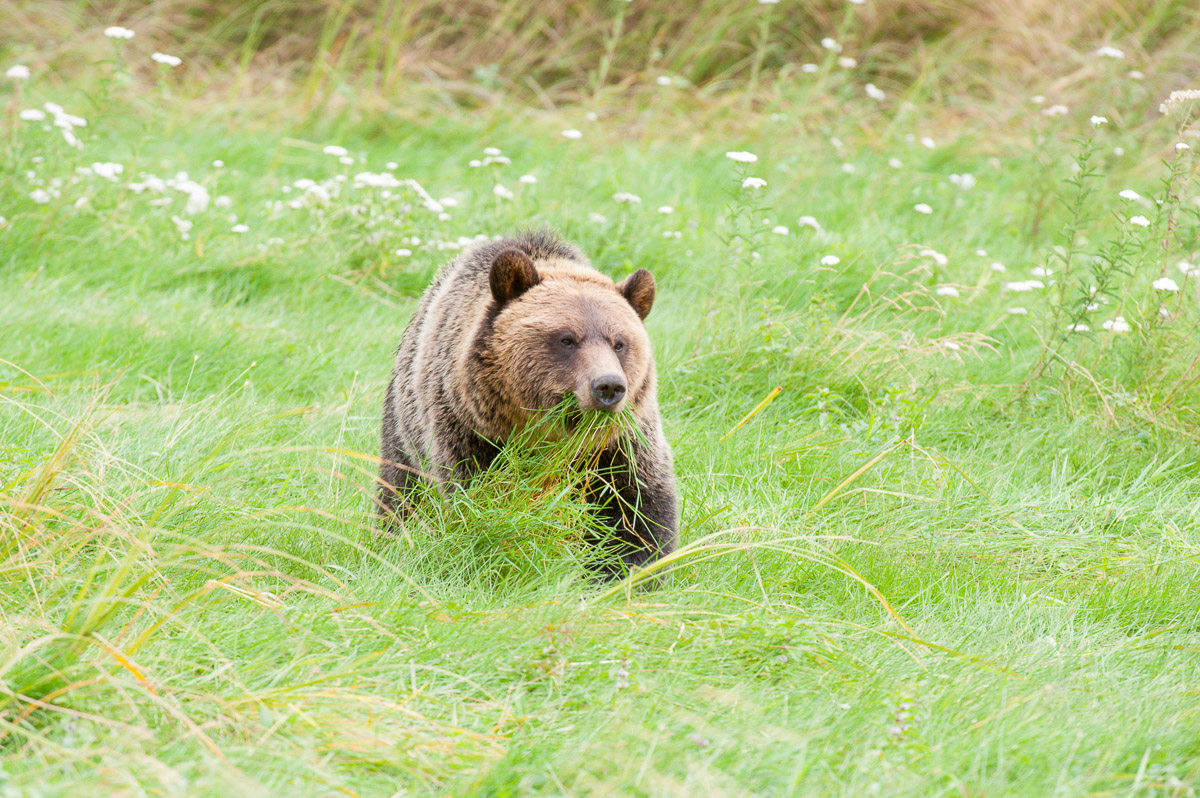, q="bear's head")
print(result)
[487,248,656,422]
